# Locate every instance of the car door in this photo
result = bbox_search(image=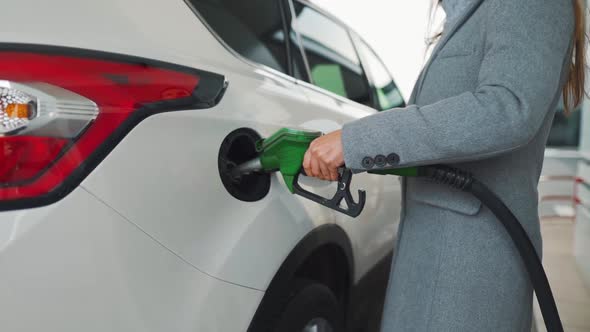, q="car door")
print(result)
[287,0,402,279]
